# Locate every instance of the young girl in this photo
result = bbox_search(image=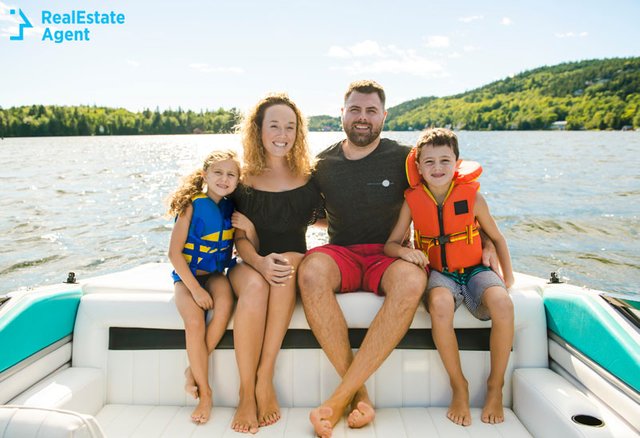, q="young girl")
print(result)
[167,149,254,424]
[385,128,514,427]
